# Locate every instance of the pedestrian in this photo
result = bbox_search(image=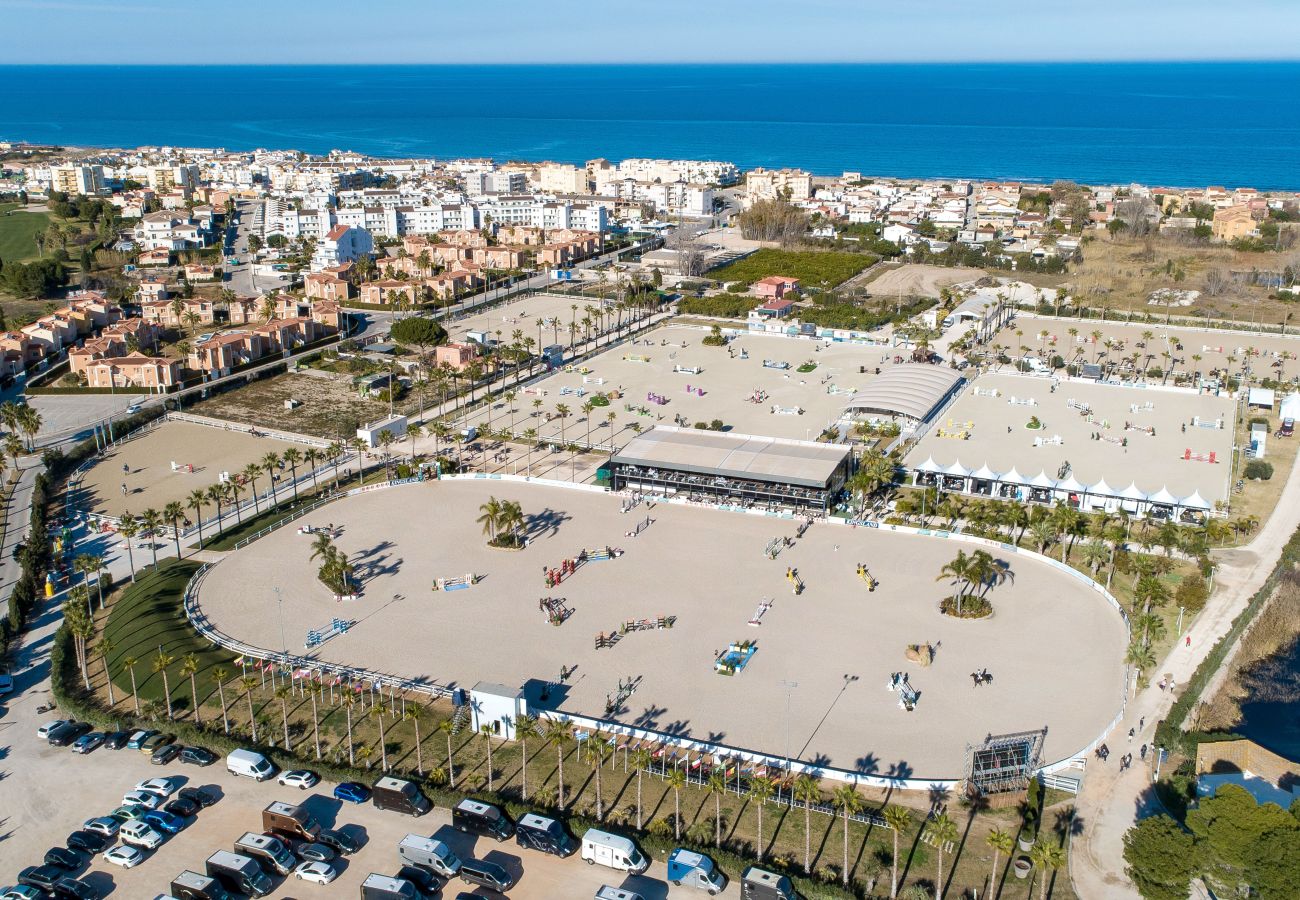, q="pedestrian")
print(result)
[1186,635,1192,648]
[1128,727,1135,742]
[1140,744,1148,760]
[1139,716,1145,731]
